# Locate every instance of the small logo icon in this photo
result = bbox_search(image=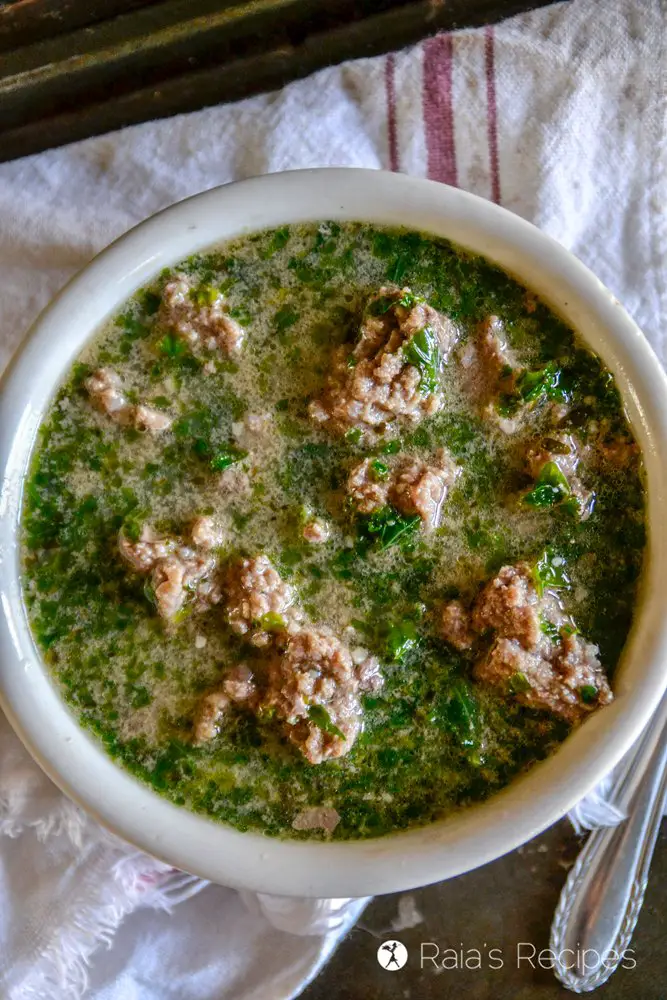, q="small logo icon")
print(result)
[377,939,408,971]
